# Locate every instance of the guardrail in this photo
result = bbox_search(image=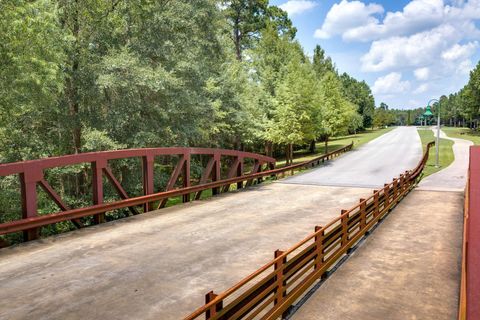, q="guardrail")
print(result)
[459,146,480,320]
[0,143,353,243]
[183,141,434,320]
